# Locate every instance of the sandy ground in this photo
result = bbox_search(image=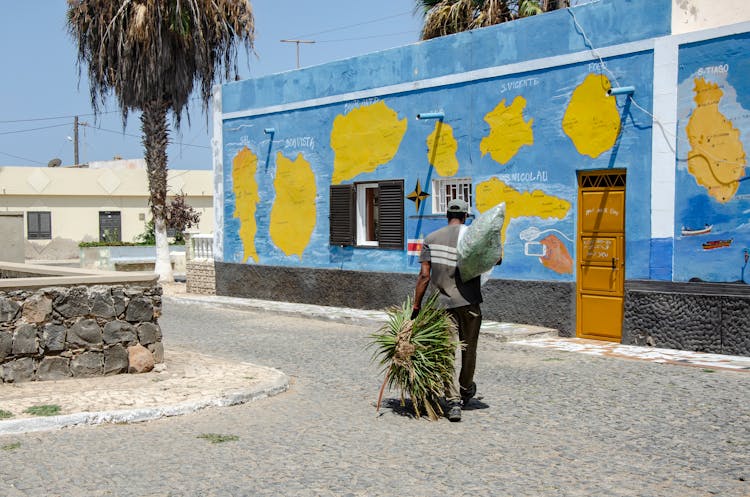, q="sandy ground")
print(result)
[160,281,188,297]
